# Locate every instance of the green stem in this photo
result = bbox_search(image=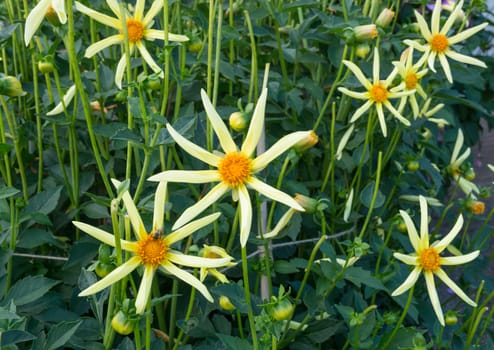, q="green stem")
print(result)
[382,286,415,350]
[241,246,259,349]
